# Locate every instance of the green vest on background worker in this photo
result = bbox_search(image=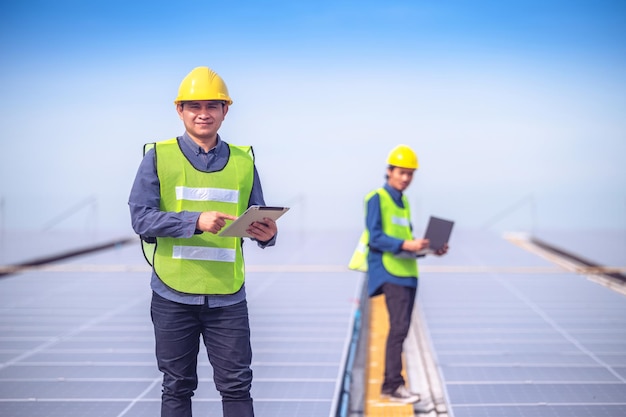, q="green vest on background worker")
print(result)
[349,144,449,404]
